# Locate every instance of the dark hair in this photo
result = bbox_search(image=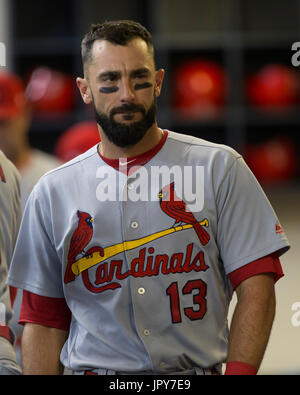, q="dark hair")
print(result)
[81,20,154,68]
